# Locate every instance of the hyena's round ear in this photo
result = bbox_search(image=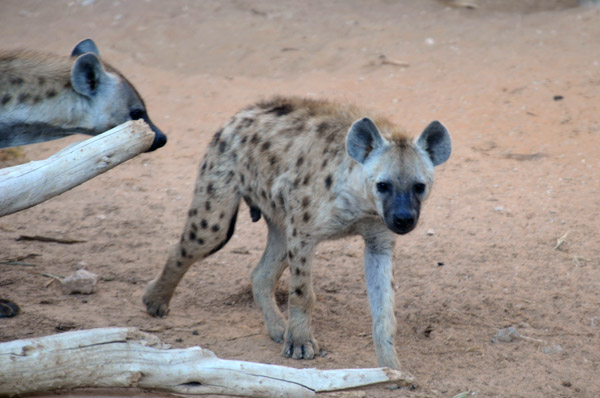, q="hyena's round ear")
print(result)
[71,39,101,57]
[346,118,386,164]
[416,121,451,167]
[71,53,106,97]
